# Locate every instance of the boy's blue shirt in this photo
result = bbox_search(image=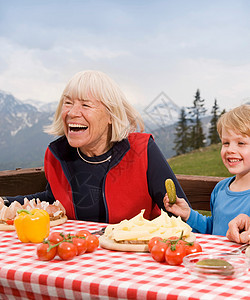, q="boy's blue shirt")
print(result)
[187,176,250,236]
